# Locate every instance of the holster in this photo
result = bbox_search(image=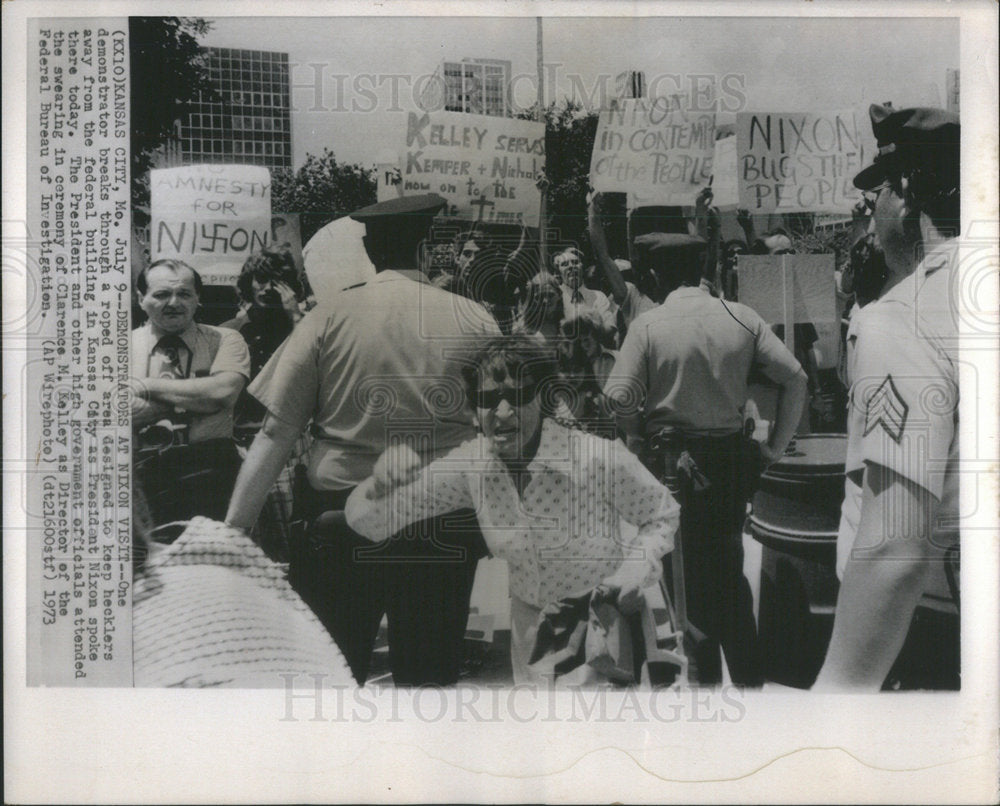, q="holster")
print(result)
[644,428,764,504]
